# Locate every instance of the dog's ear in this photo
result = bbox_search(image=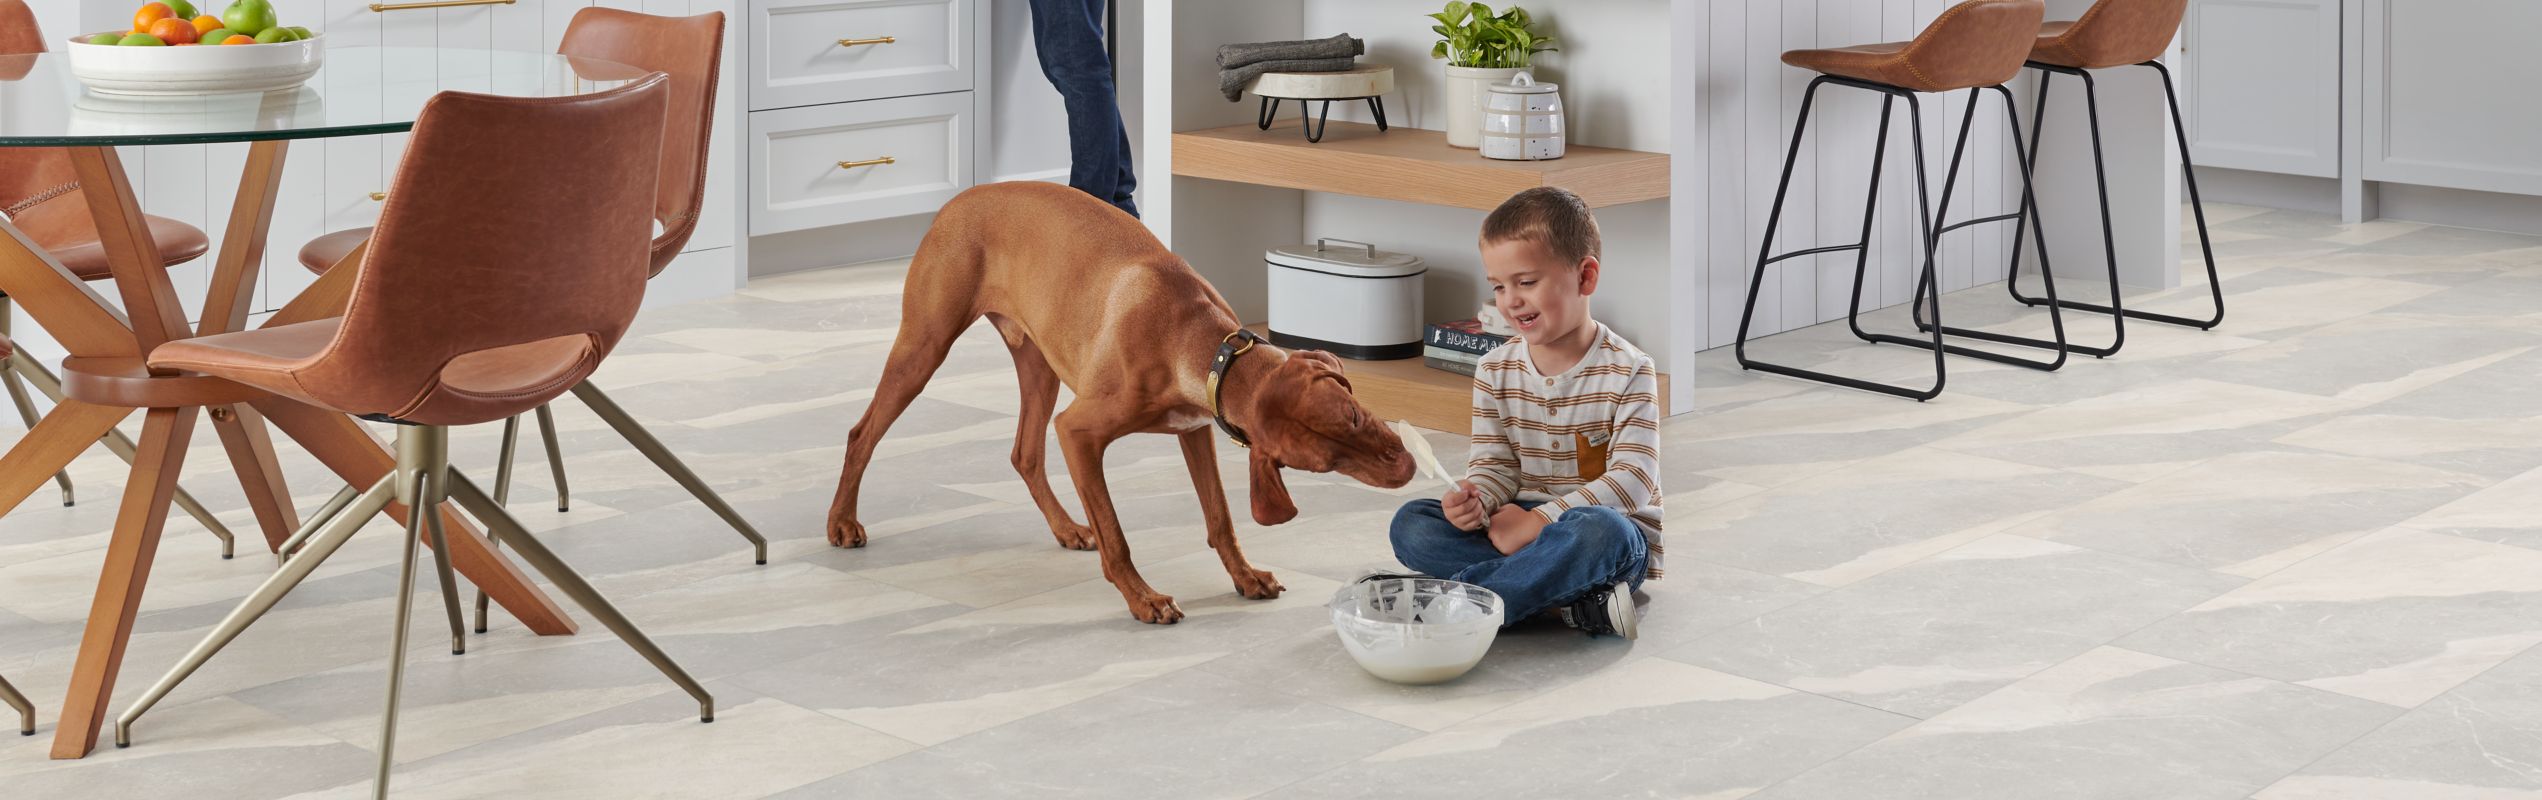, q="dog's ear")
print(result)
[1293,349,1351,390]
[1248,447,1298,526]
